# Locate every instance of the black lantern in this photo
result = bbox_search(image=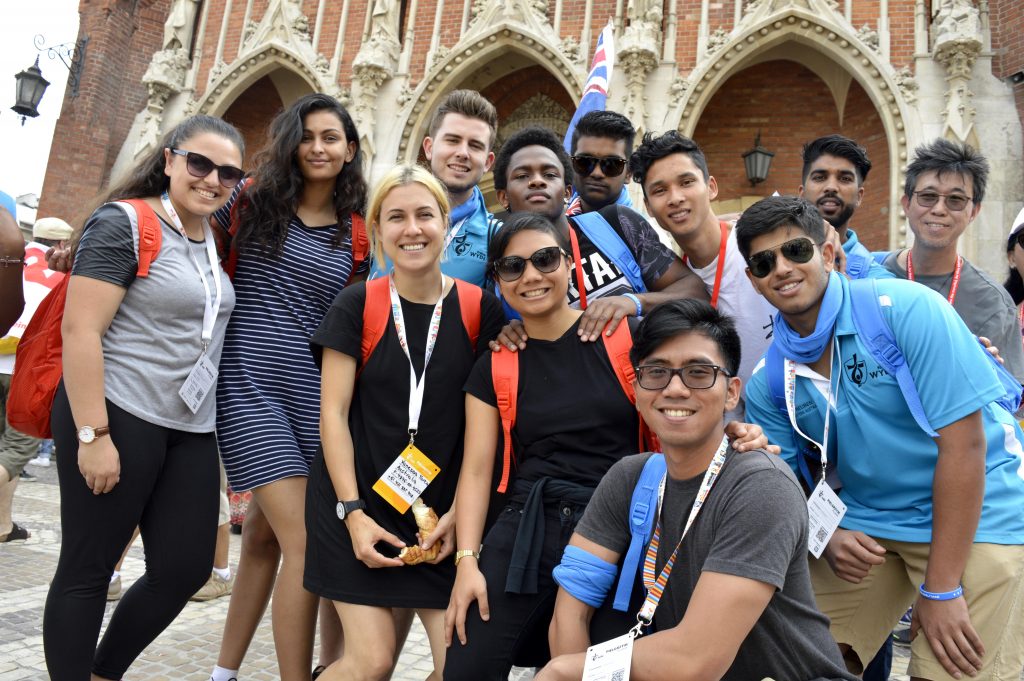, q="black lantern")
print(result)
[742,131,775,187]
[11,56,50,125]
